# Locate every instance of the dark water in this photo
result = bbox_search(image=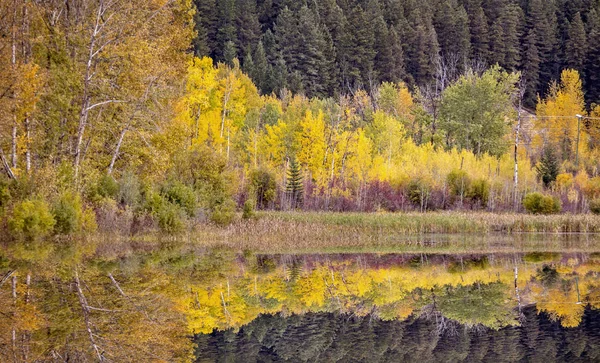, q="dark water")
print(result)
[1,238,599,362]
[195,307,600,363]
